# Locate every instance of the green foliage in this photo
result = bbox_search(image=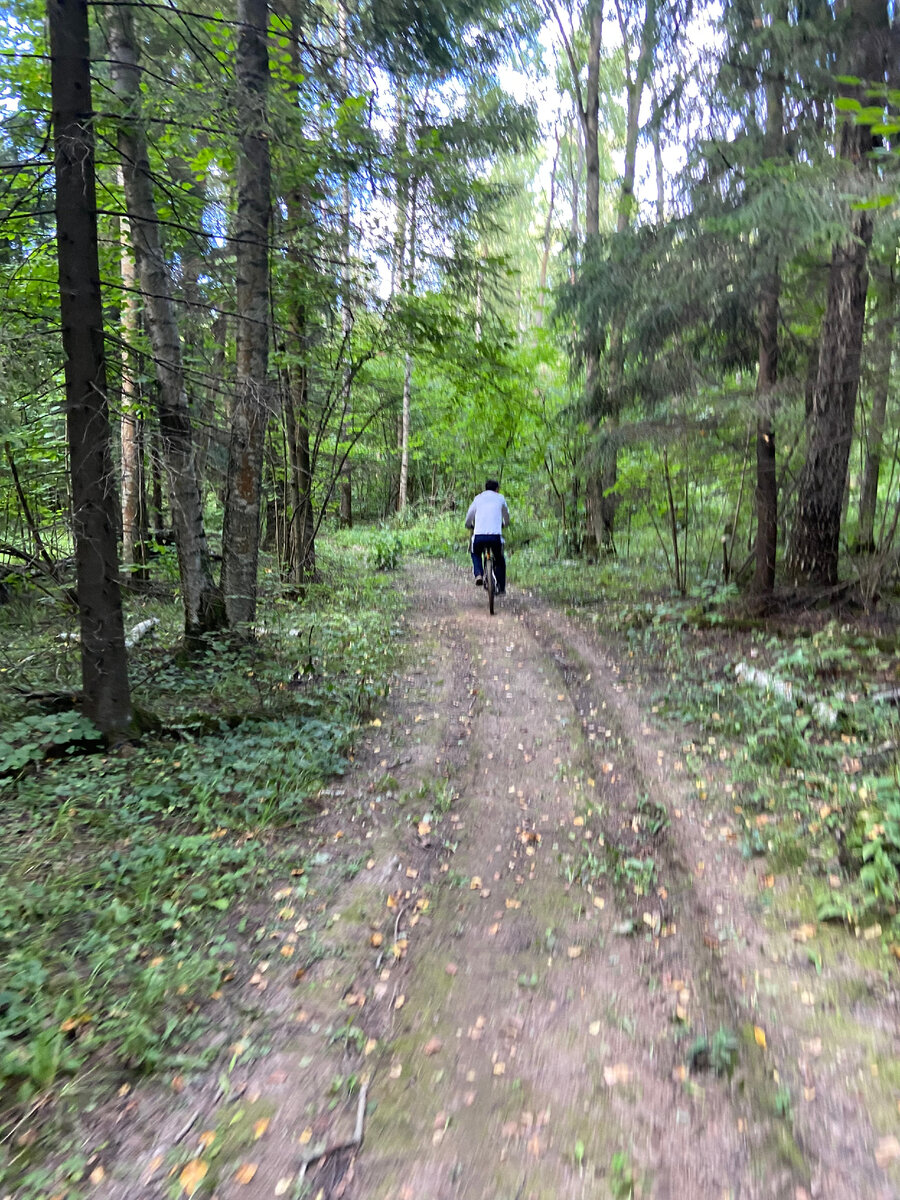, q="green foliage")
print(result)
[0,541,402,1192]
[606,595,900,931]
[0,712,103,776]
[687,1027,739,1079]
[366,529,404,571]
